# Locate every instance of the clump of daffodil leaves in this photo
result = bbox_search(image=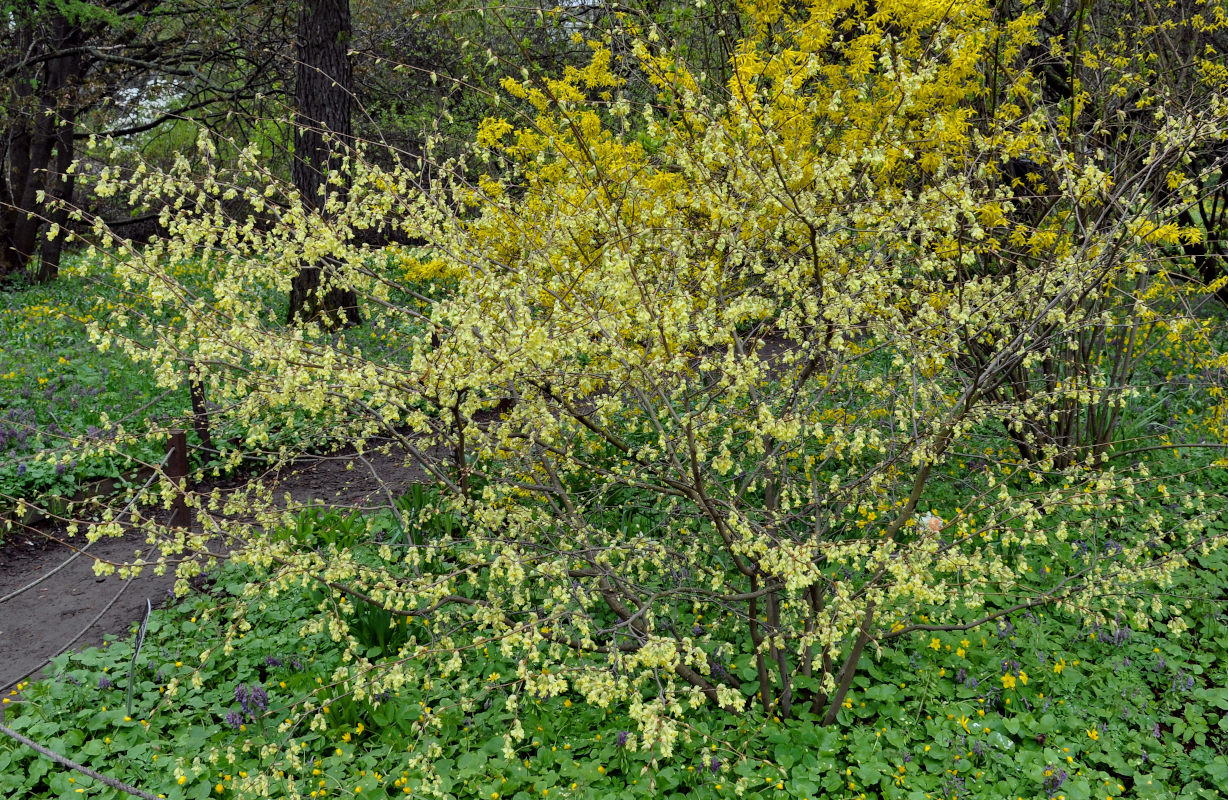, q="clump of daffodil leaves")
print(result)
[52,0,1228,796]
